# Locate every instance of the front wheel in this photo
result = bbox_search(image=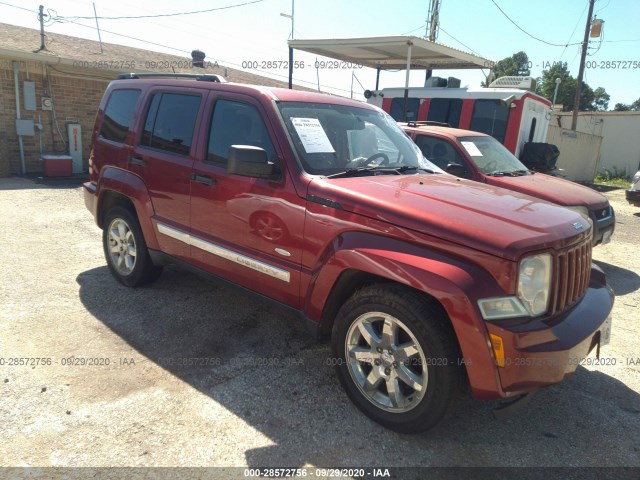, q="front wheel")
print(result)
[332,284,464,433]
[103,206,162,287]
